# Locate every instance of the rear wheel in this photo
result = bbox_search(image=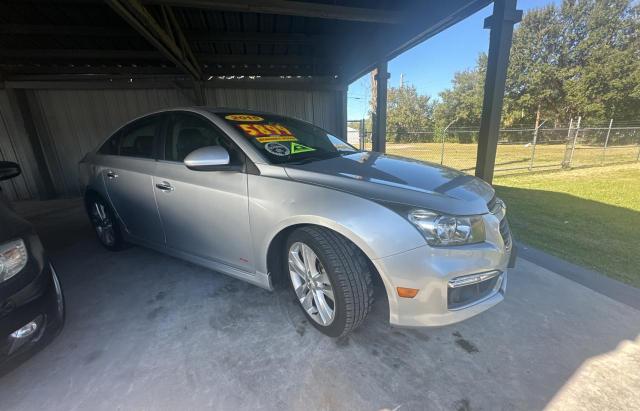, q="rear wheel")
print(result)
[87,195,125,251]
[285,226,374,338]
